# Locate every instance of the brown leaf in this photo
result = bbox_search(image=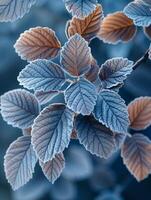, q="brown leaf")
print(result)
[66,5,103,41]
[121,134,151,181]
[71,129,78,139]
[98,12,137,44]
[128,97,151,130]
[85,58,99,82]
[14,27,61,61]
